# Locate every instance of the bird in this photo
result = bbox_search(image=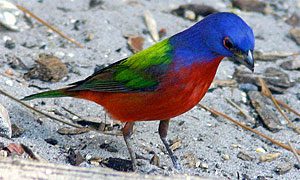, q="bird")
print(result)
[22,12,254,171]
